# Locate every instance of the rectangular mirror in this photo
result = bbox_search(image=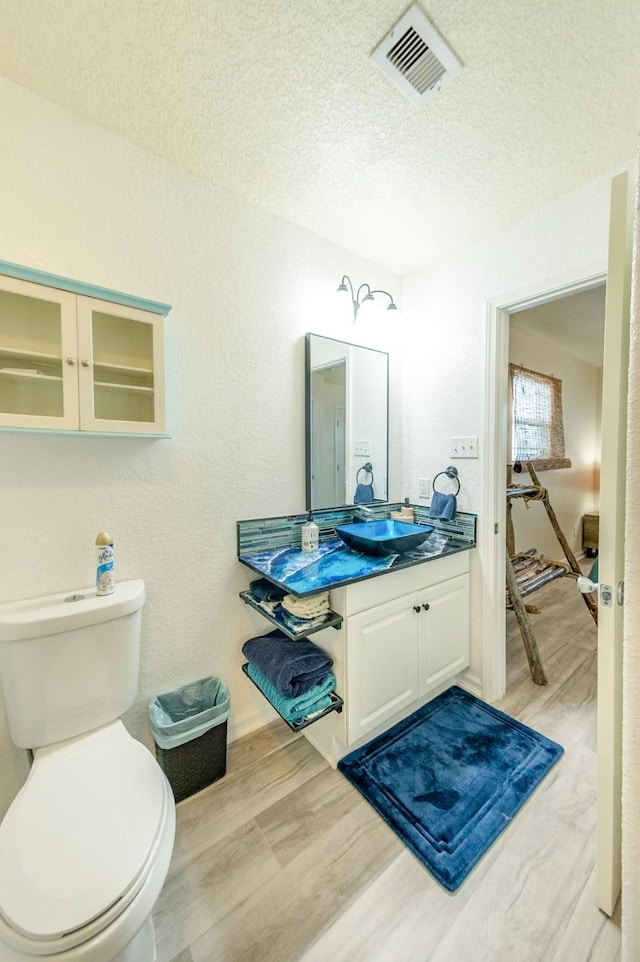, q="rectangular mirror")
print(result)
[305,333,389,511]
